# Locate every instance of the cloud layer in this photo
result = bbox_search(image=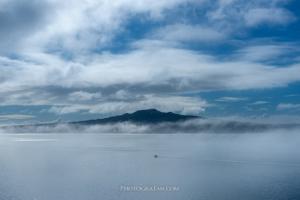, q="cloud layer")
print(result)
[0,0,299,123]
